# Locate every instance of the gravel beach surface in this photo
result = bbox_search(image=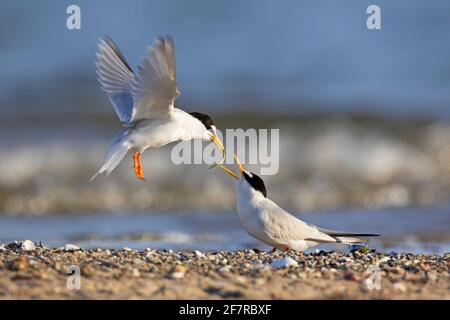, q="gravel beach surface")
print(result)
[0,242,448,299]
